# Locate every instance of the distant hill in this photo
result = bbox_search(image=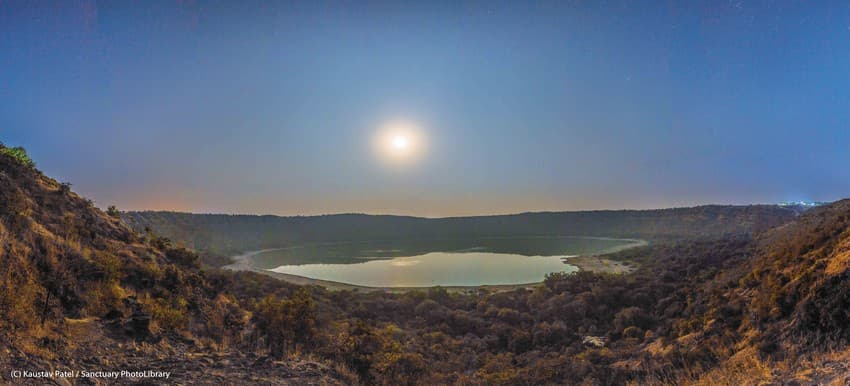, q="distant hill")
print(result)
[123,205,800,259]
